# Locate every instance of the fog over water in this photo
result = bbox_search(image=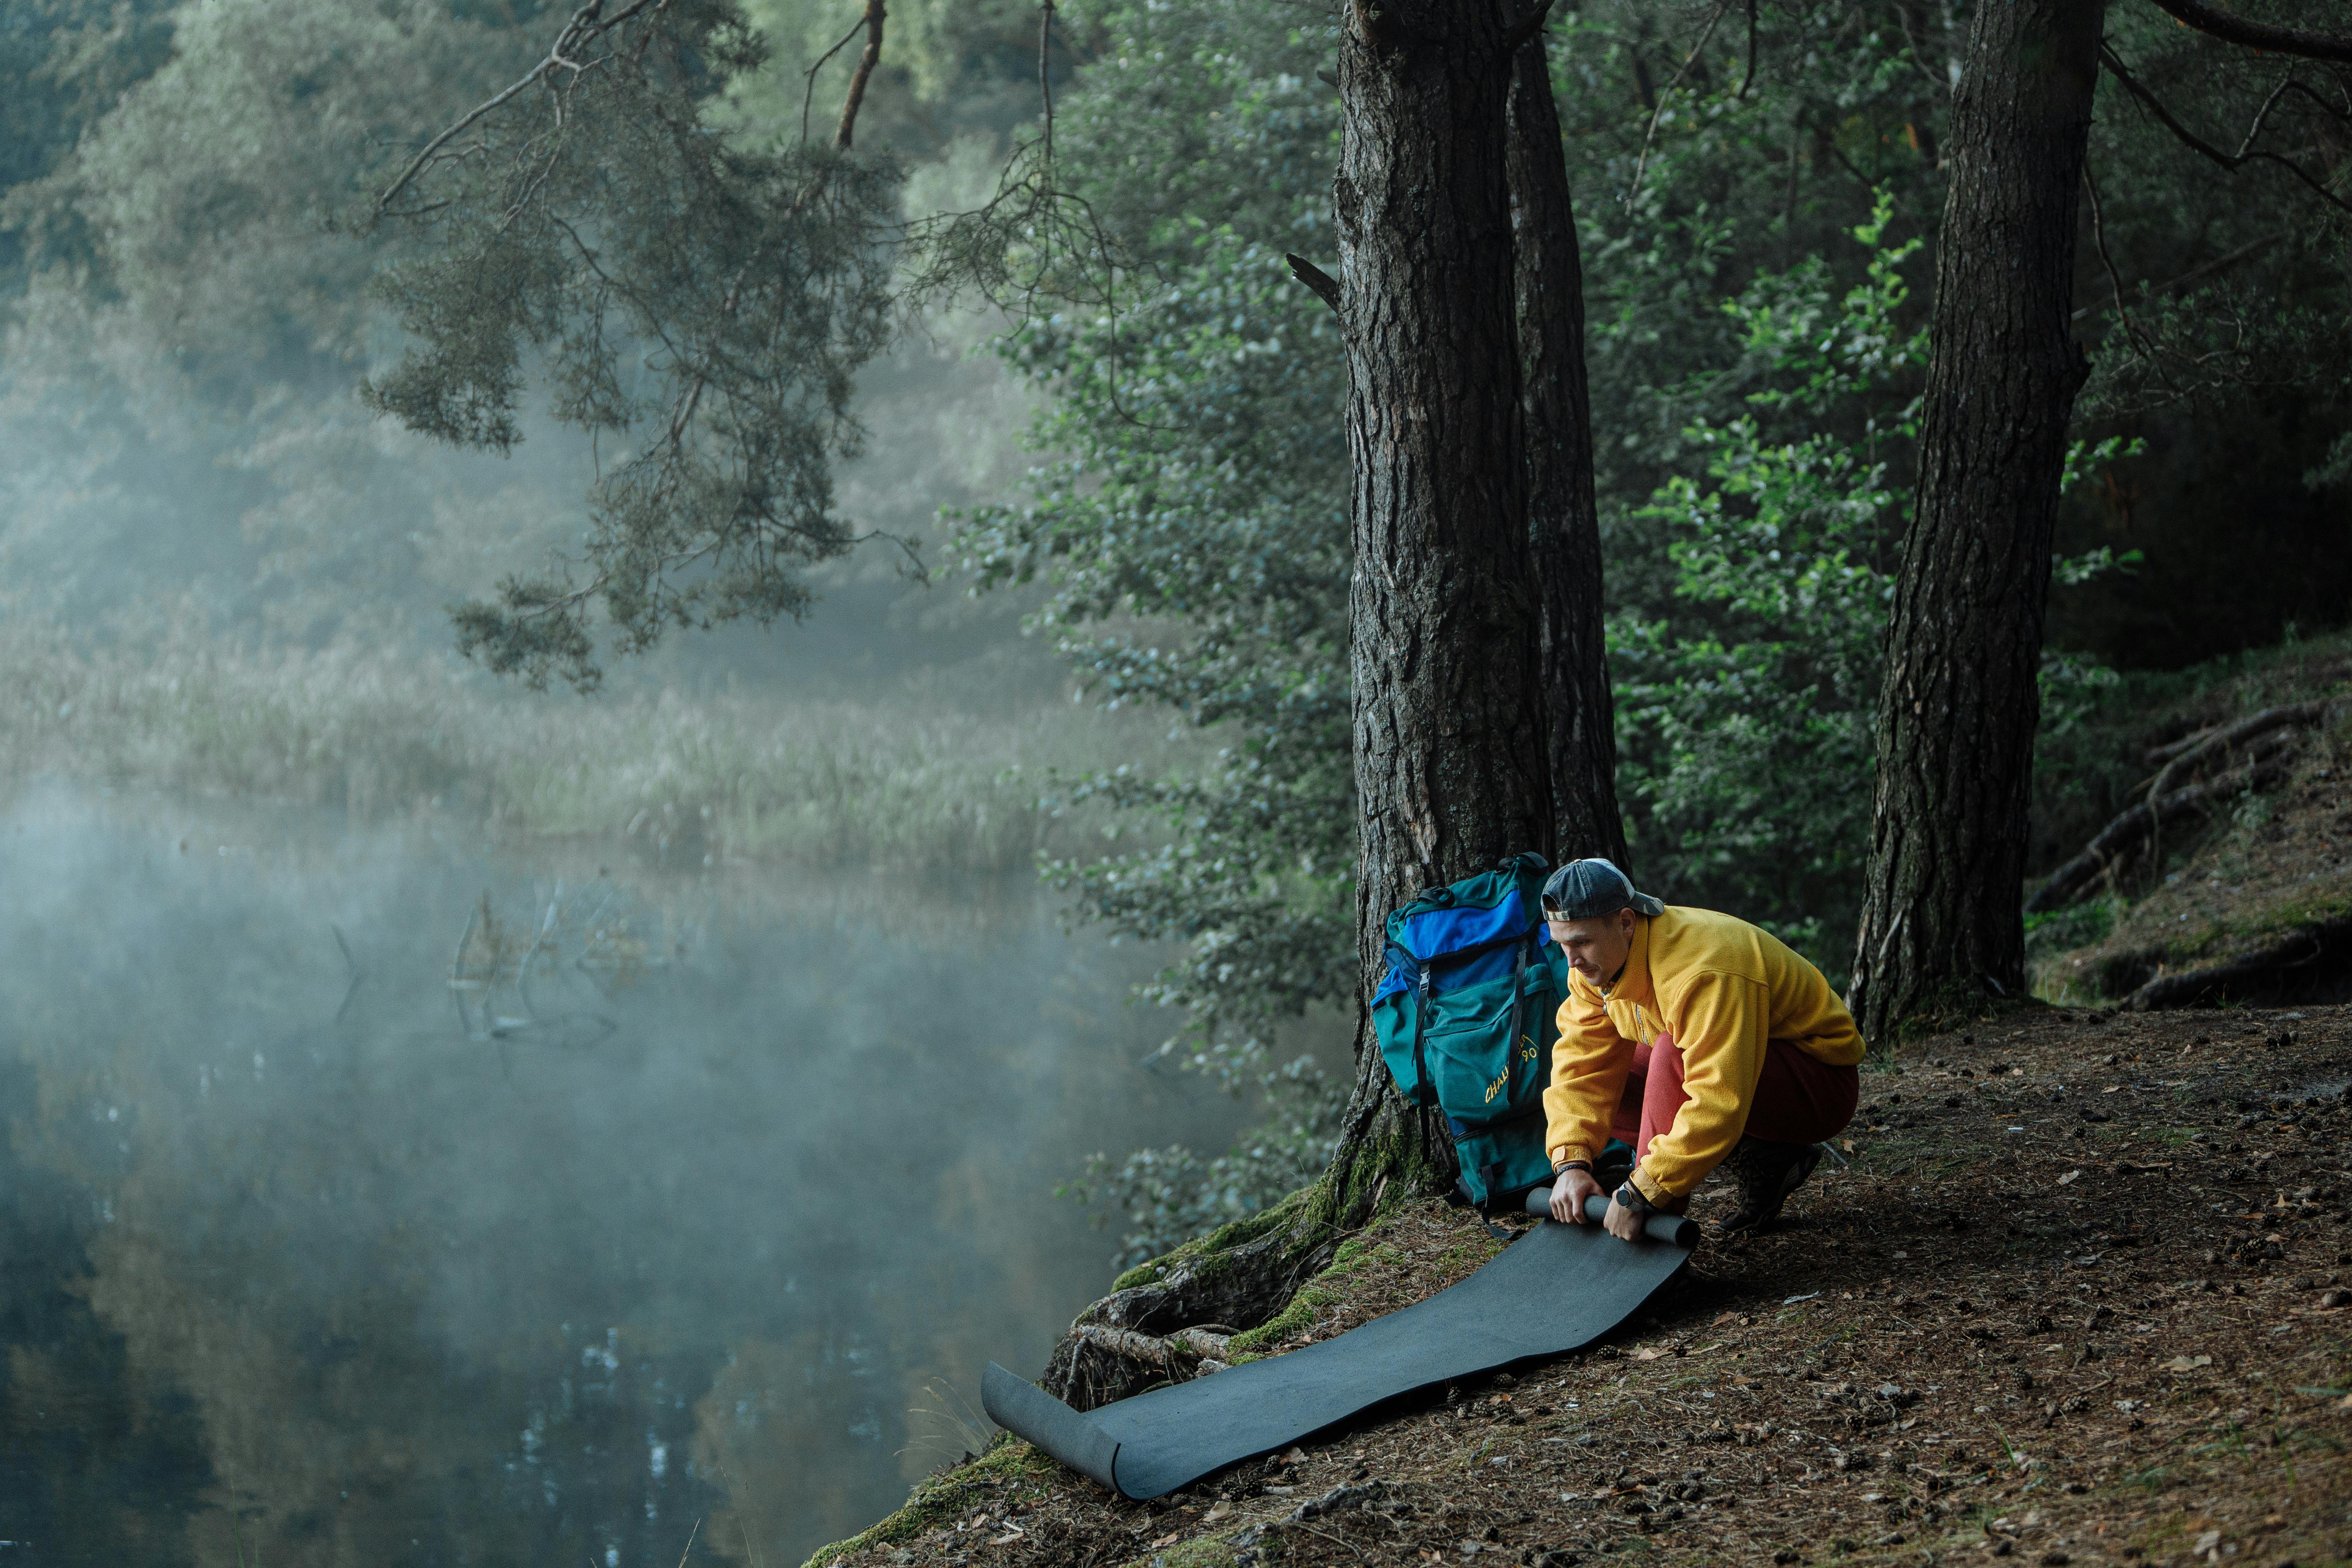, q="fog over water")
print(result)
[0,783,1241,1565]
